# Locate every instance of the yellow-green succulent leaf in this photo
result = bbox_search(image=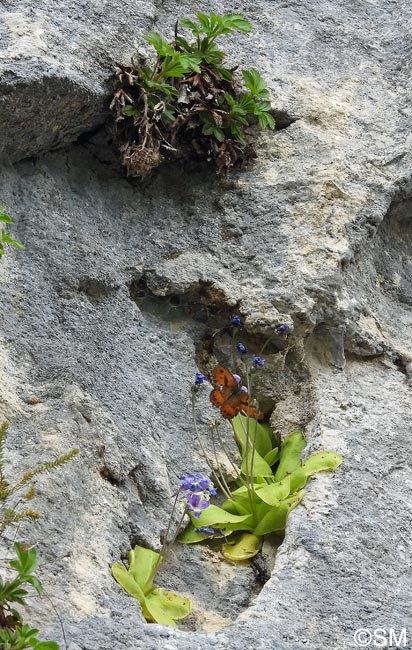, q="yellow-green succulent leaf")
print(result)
[145,588,192,626]
[222,533,261,561]
[112,564,146,605]
[255,476,291,505]
[301,451,343,476]
[274,430,306,480]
